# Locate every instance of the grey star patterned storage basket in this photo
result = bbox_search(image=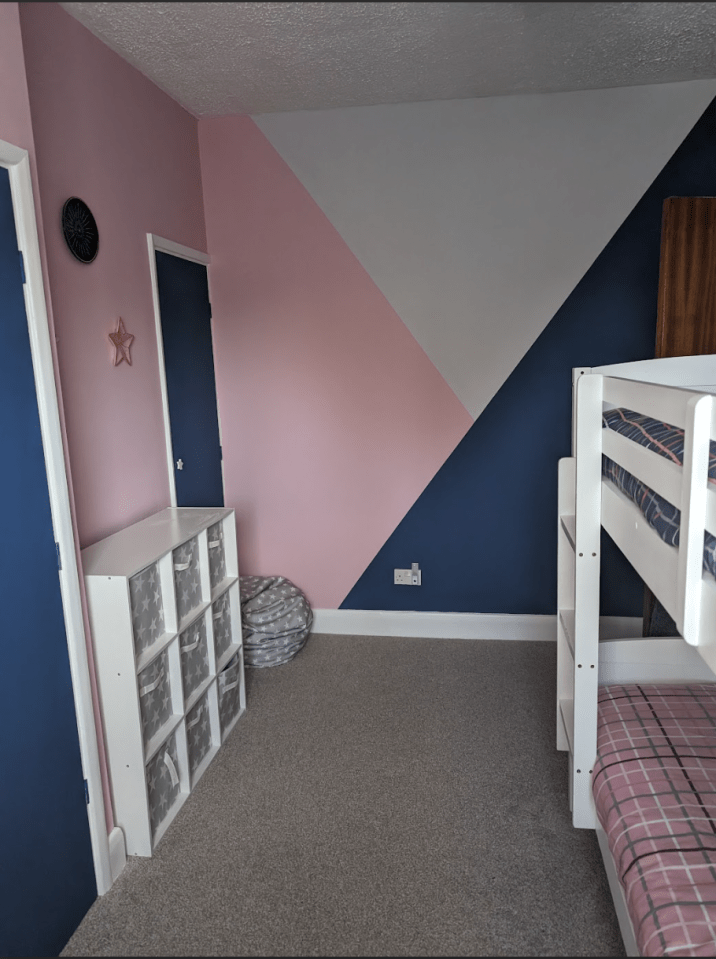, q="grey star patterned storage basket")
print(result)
[207,520,227,591]
[178,613,210,703]
[239,575,312,668]
[129,560,165,658]
[185,688,216,785]
[146,727,182,840]
[218,652,243,733]
[137,648,173,750]
[173,536,202,624]
[211,589,233,662]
